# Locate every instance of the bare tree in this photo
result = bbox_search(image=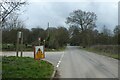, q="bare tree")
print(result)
[66,9,97,31]
[66,9,97,47]
[3,12,25,30]
[0,0,27,28]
